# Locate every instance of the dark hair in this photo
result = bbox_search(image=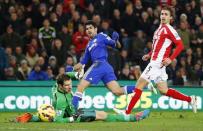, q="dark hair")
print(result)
[161,5,173,17]
[57,74,71,85]
[85,20,97,28]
